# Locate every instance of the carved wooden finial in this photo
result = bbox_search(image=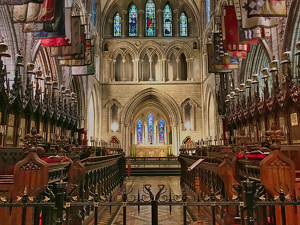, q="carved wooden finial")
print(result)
[265,123,283,151]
